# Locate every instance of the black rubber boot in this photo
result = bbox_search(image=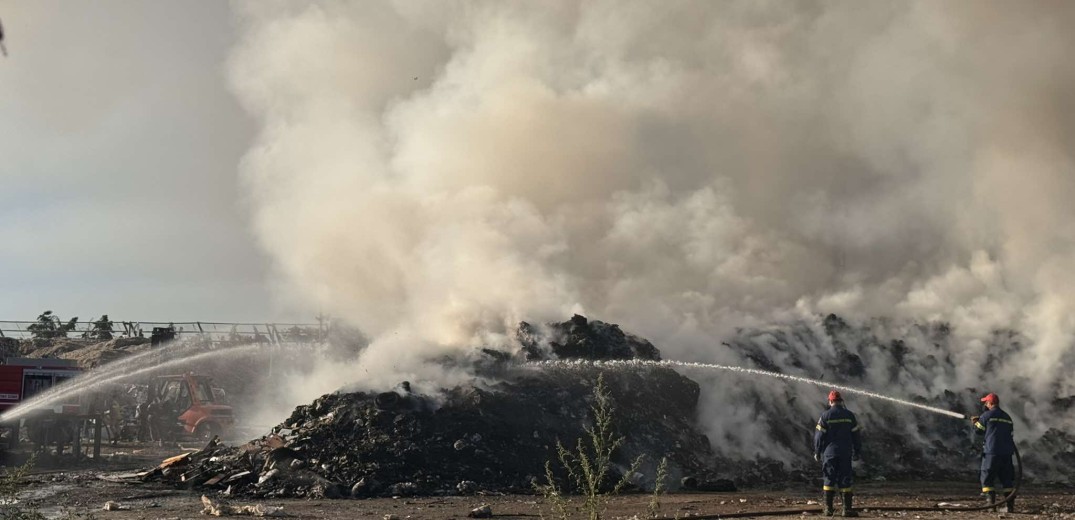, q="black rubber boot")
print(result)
[1004,493,1015,513]
[984,491,997,512]
[841,492,858,517]
[823,491,836,517]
